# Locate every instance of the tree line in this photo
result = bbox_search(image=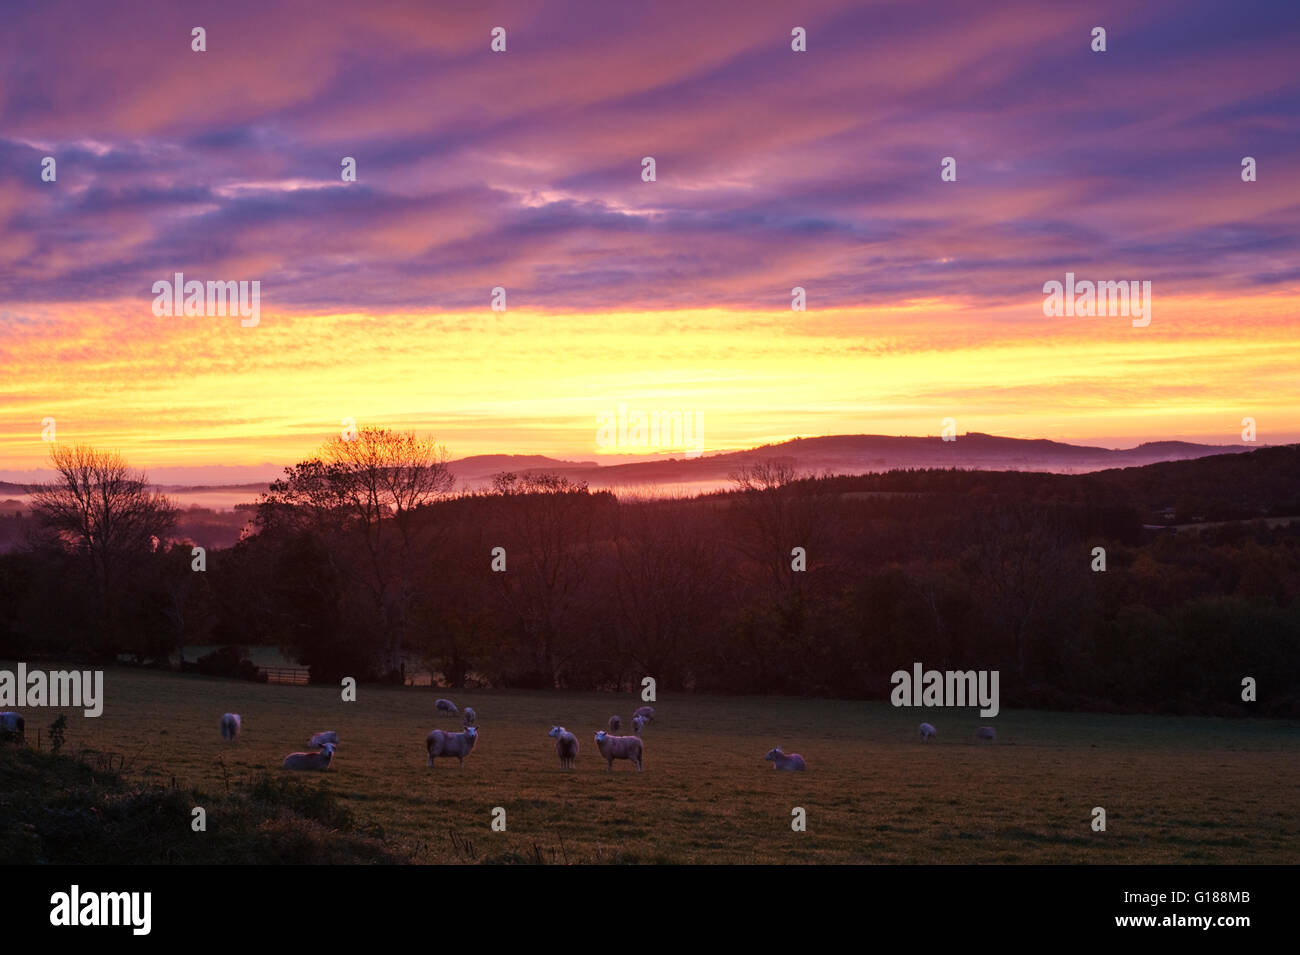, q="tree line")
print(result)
[2,432,1297,716]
